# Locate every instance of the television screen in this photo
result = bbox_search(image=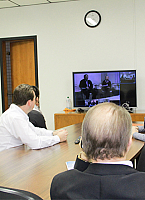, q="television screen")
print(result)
[72,70,137,108]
